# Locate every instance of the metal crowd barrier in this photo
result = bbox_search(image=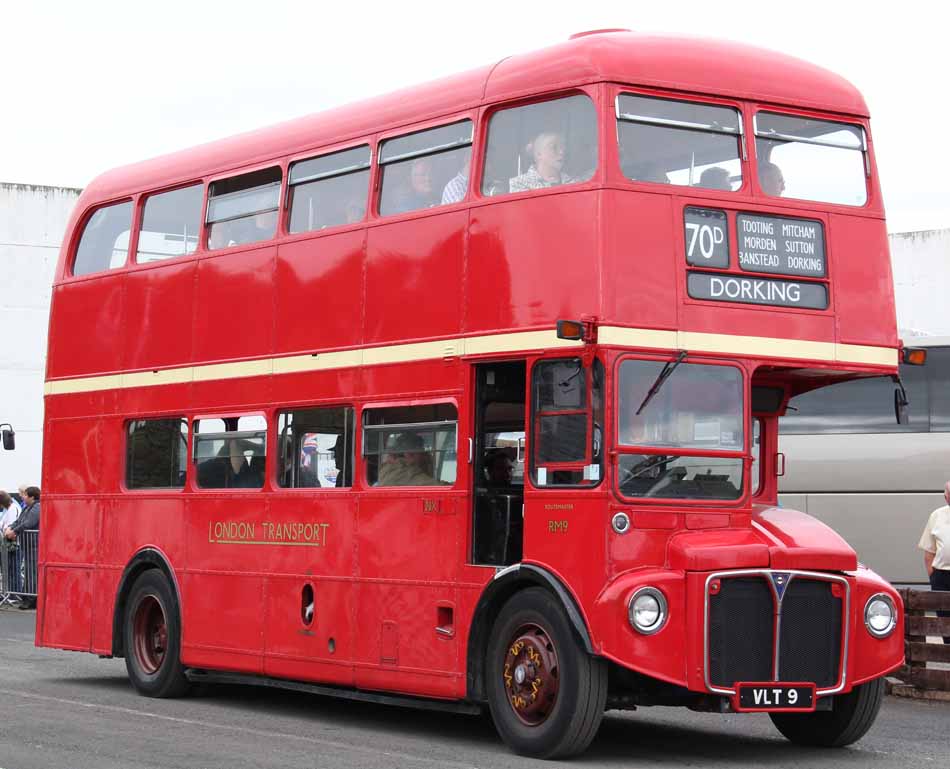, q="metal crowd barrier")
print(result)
[0,529,38,607]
